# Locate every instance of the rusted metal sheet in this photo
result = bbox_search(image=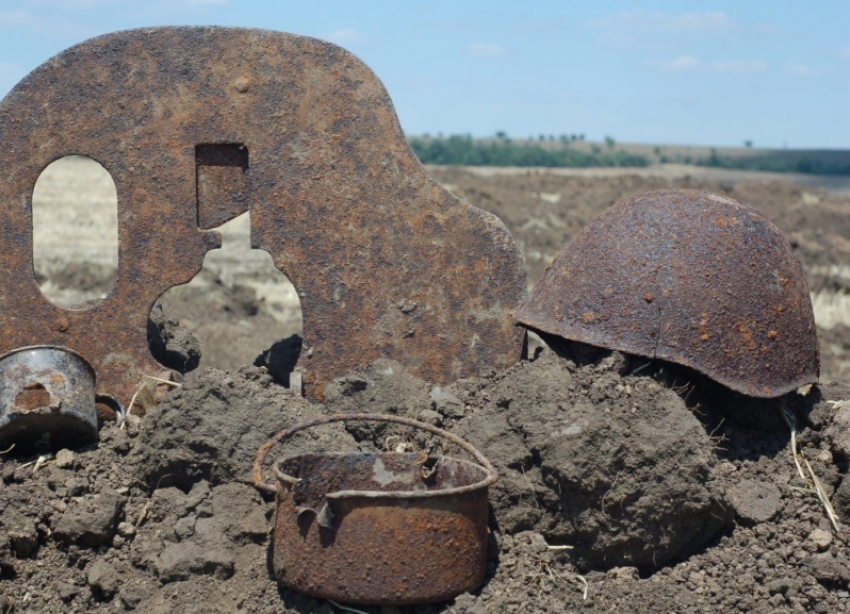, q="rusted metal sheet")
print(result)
[517,189,819,398]
[0,27,526,408]
[0,346,97,453]
[253,413,497,605]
